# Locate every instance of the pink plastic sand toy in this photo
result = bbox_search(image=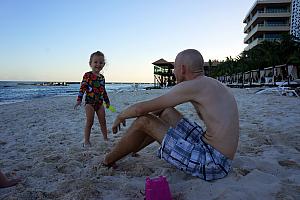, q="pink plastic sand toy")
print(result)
[145,176,172,200]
